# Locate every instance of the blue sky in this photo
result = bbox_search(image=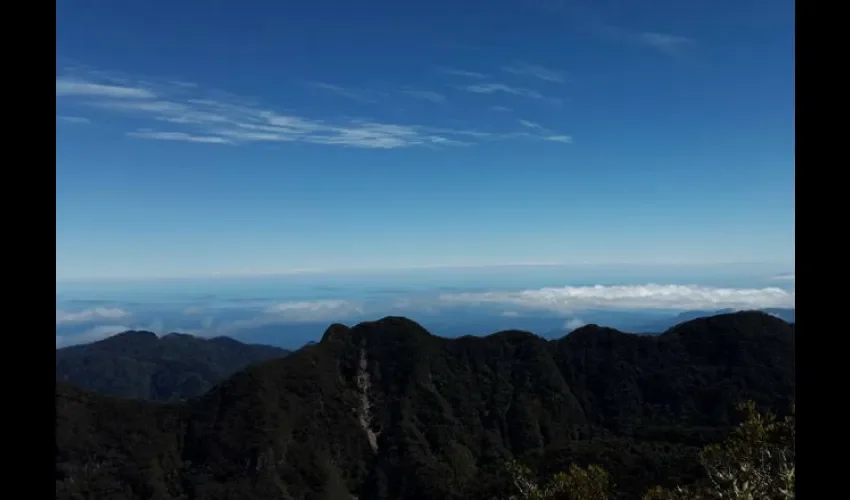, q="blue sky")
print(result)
[56,0,795,281]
